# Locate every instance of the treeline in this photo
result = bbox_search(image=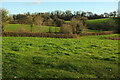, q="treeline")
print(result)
[11,10,118,24]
